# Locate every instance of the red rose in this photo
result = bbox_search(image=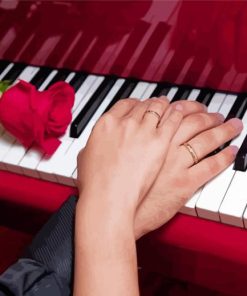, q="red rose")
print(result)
[0,80,74,155]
